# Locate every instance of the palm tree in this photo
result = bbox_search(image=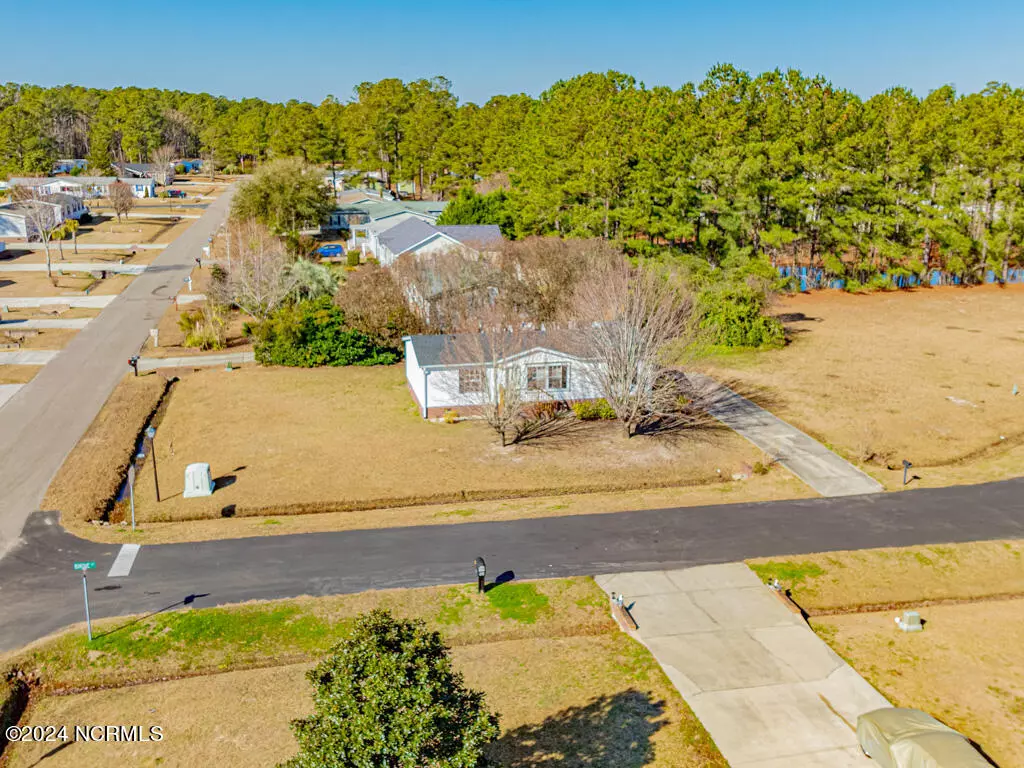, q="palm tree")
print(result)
[65,219,80,255]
